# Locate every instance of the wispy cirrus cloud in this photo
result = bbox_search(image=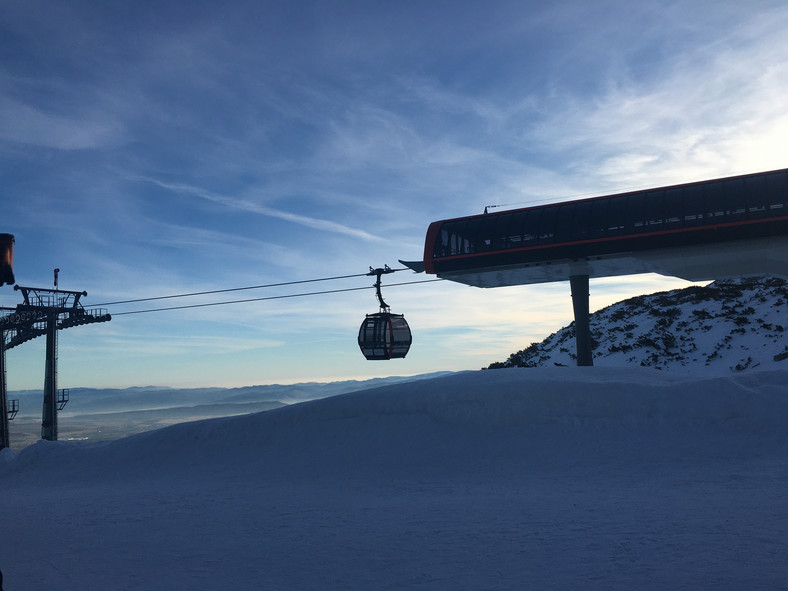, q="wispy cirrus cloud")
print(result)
[138,177,382,242]
[527,5,788,189]
[0,95,123,150]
